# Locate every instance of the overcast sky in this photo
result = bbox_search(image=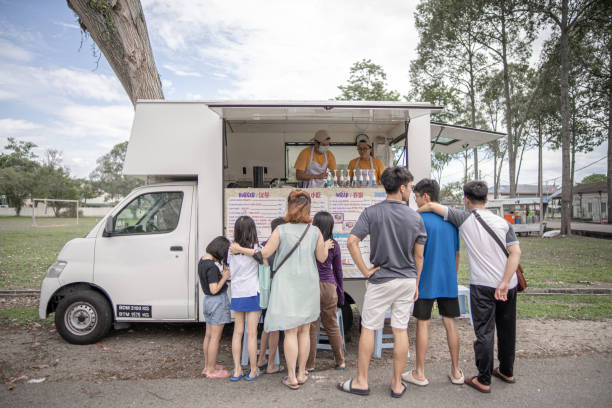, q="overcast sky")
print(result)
[0,0,607,187]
